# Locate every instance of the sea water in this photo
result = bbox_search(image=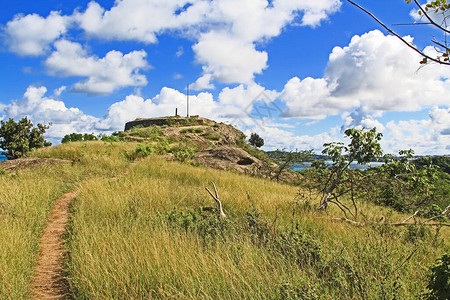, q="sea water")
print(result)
[0,154,7,161]
[292,161,384,171]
